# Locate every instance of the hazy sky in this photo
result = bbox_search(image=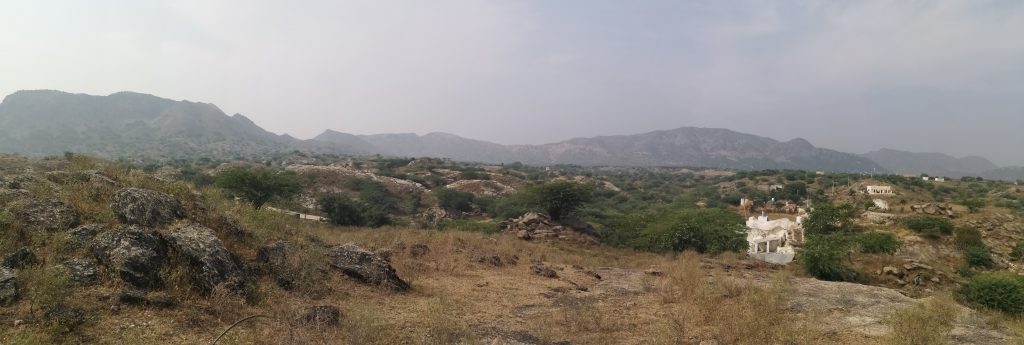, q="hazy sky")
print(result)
[2,1,1022,165]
